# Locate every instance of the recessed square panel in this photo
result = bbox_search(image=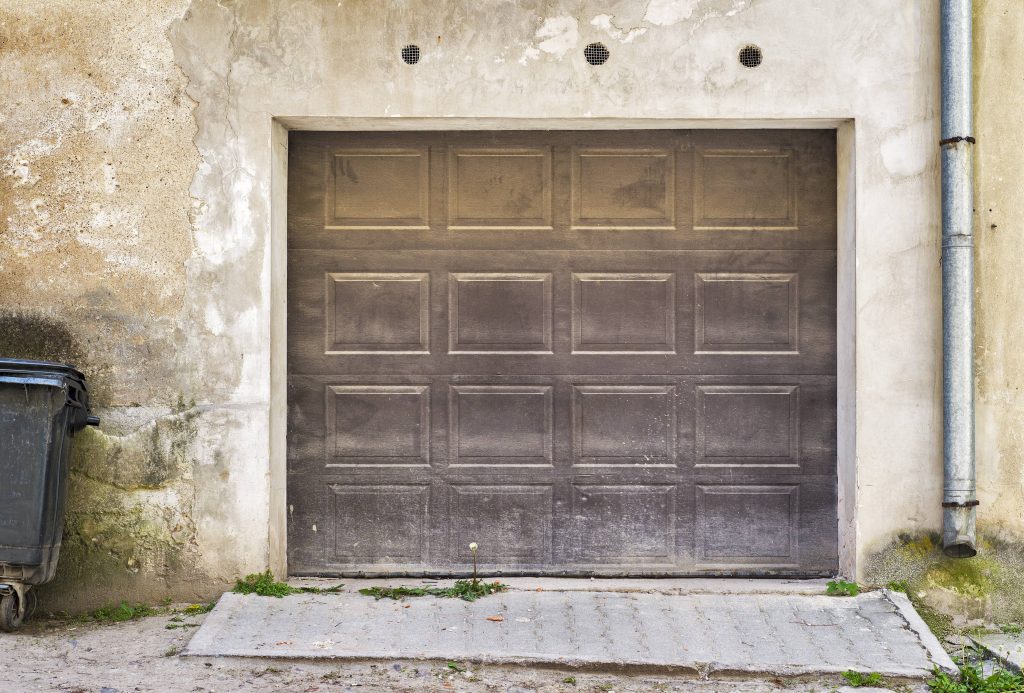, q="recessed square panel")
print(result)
[573,273,676,353]
[695,273,798,353]
[694,149,797,229]
[572,148,676,229]
[449,386,553,466]
[326,149,429,228]
[448,148,552,229]
[449,485,553,562]
[696,485,799,566]
[326,273,429,354]
[325,385,429,466]
[572,485,675,562]
[331,484,428,562]
[696,385,800,467]
[449,273,552,353]
[572,385,676,465]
